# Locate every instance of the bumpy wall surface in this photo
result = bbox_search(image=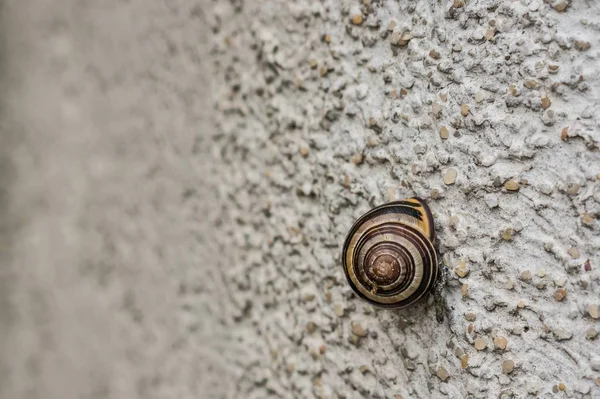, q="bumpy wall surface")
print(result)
[1,0,599,398]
